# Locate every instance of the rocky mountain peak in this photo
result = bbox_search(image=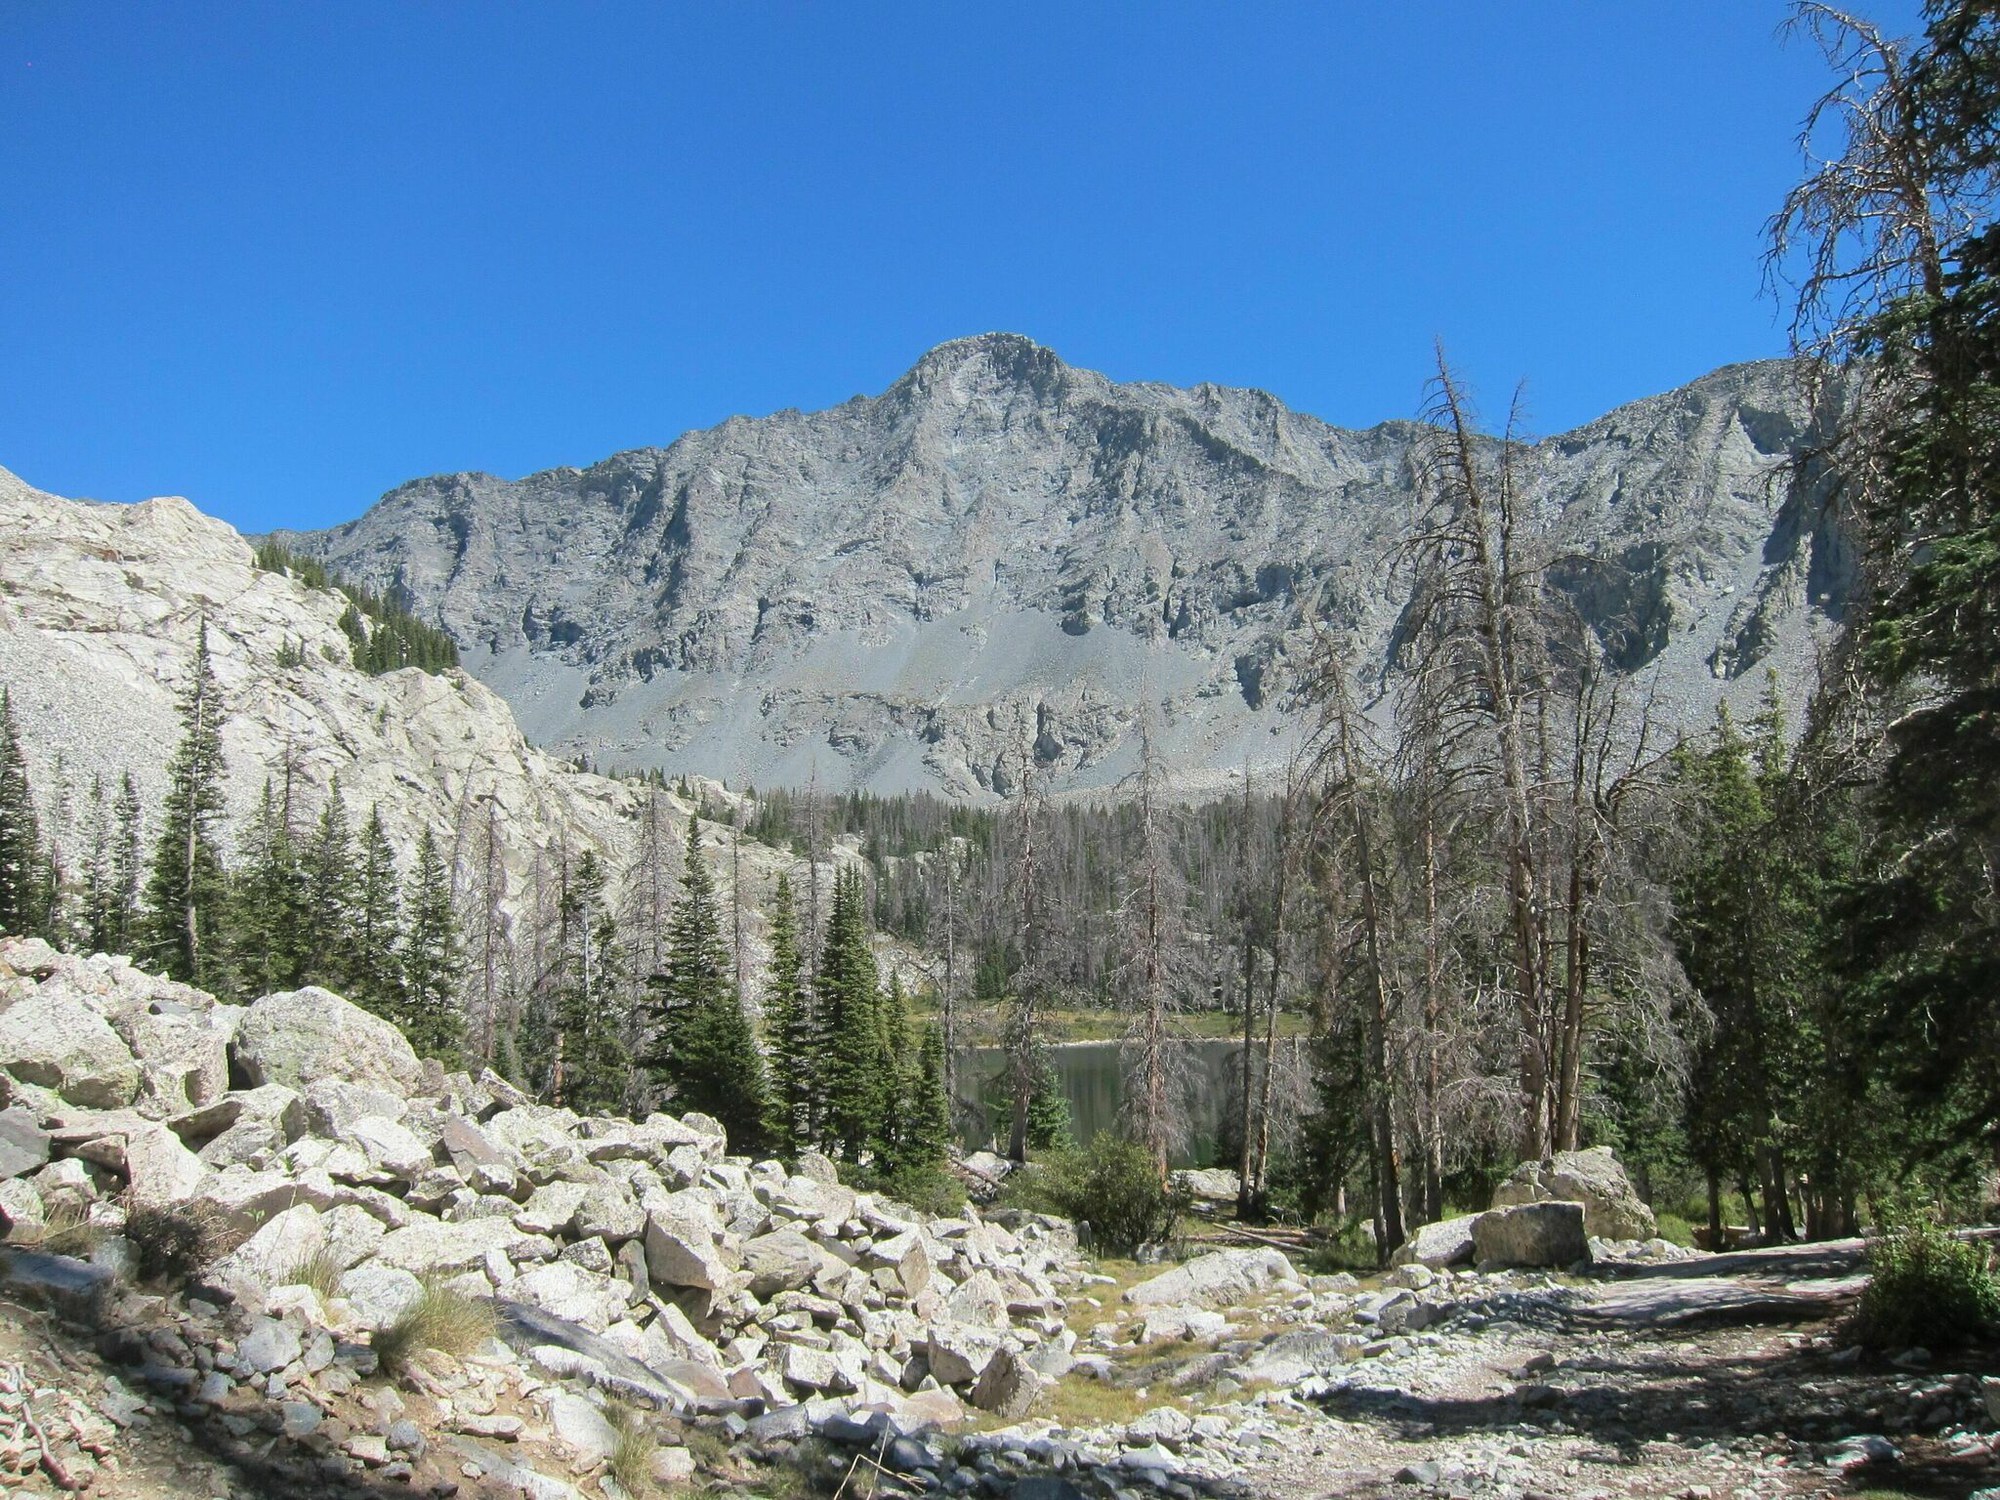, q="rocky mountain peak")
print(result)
[278,342,1846,800]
